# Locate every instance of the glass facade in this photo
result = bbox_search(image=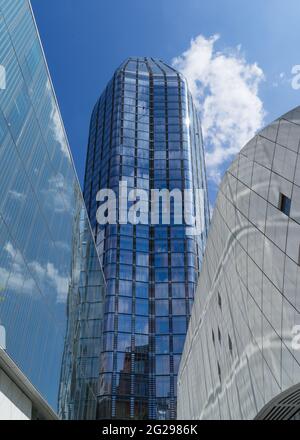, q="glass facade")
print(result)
[84,57,210,419]
[178,107,300,420]
[58,215,106,420]
[0,0,105,417]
